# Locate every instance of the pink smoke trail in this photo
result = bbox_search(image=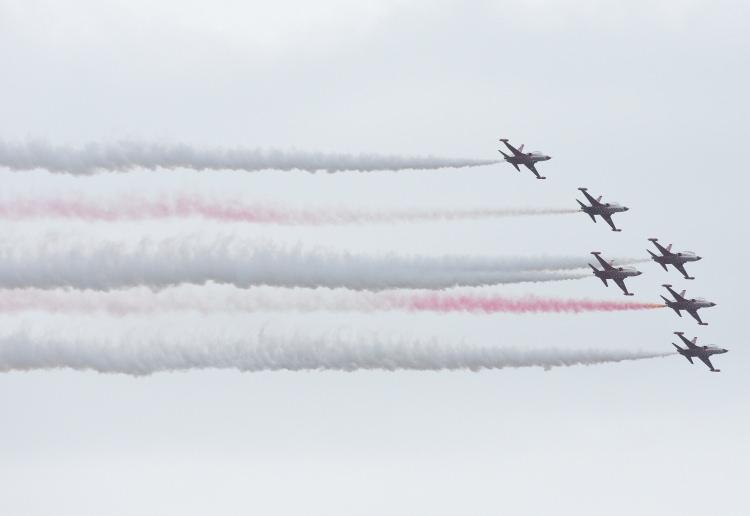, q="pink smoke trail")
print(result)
[0,197,577,224]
